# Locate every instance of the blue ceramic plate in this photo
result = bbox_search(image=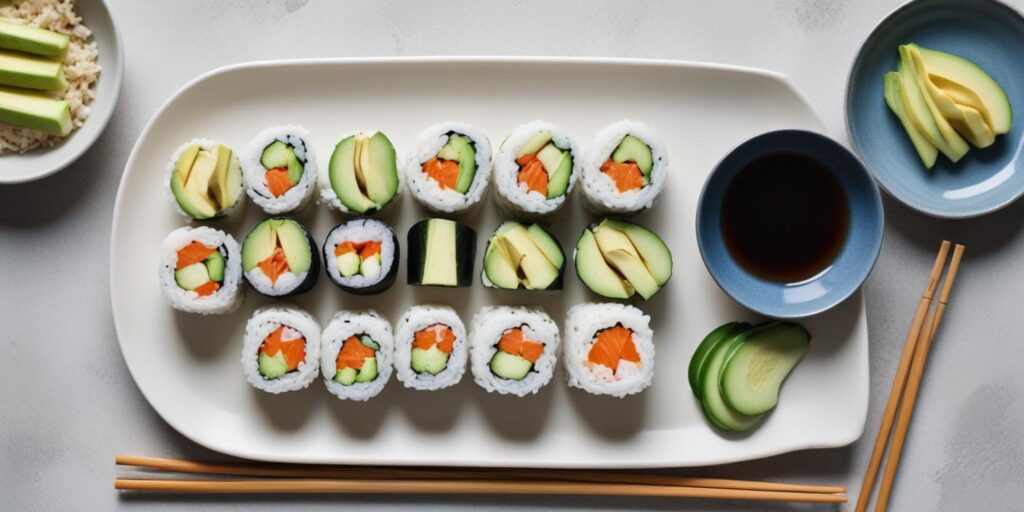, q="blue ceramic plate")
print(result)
[846,0,1024,218]
[696,130,884,319]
